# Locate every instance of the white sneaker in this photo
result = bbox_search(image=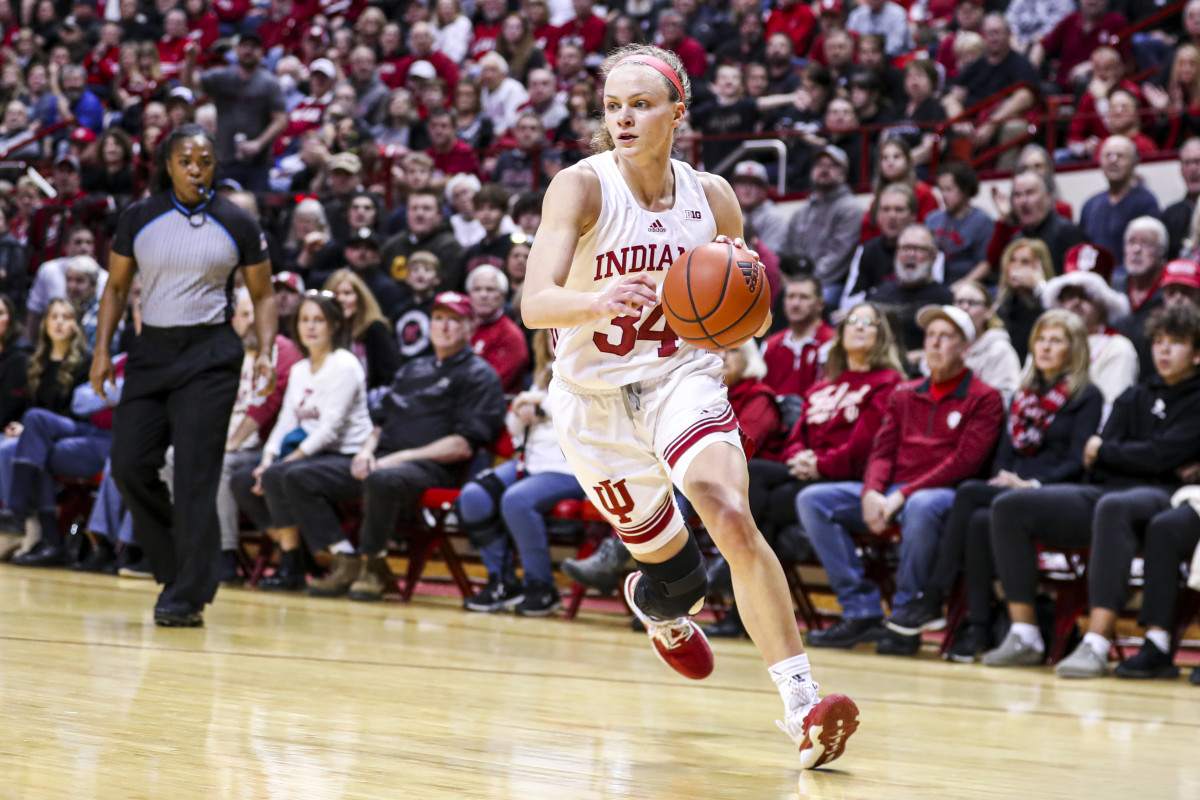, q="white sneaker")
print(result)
[623,572,714,680]
[776,679,860,770]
